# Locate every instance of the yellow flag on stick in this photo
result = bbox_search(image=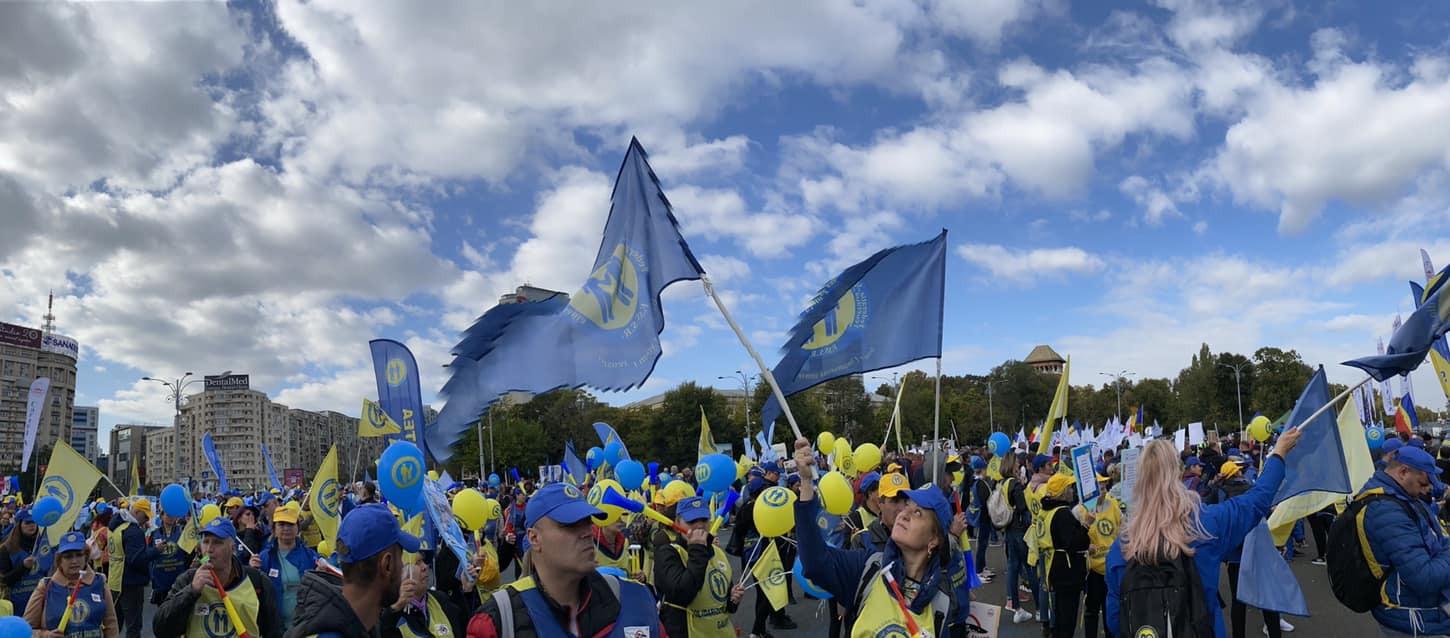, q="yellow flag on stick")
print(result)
[1268,395,1374,544]
[698,407,720,462]
[130,456,140,496]
[309,445,342,544]
[751,541,790,611]
[37,442,104,547]
[1037,355,1070,455]
[360,398,403,437]
[178,509,202,554]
